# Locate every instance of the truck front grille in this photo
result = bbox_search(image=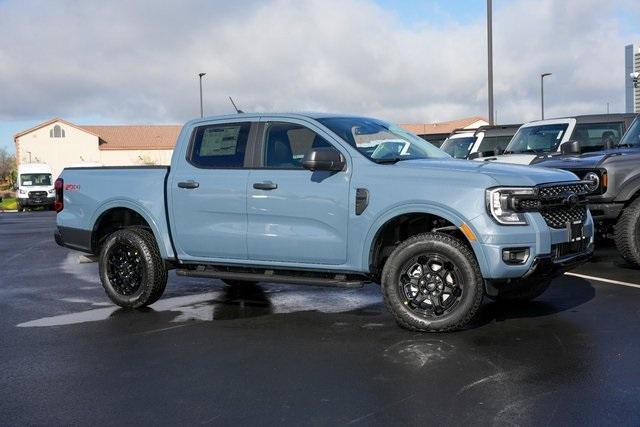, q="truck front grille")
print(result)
[540,205,588,229]
[537,182,591,199]
[28,191,47,198]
